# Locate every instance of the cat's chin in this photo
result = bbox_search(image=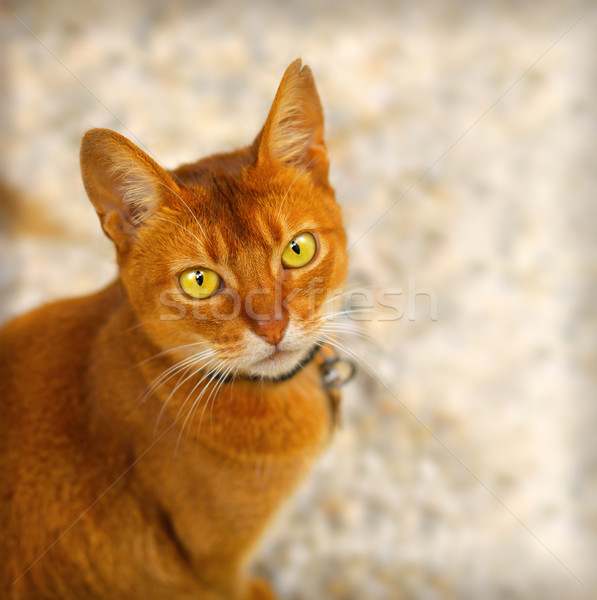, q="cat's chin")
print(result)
[242,344,317,381]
